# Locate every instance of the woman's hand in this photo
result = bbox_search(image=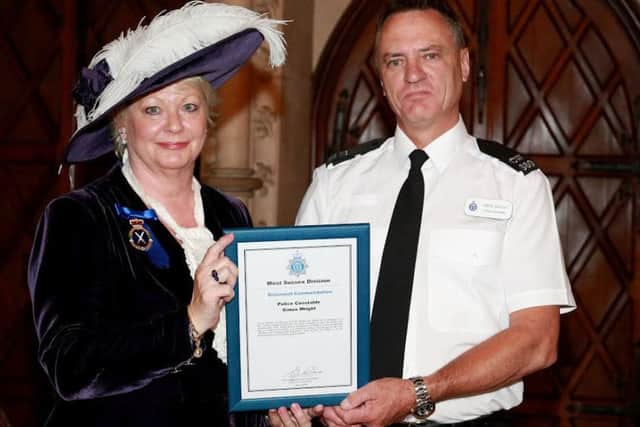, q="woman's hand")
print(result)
[187,233,238,335]
[267,403,323,427]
